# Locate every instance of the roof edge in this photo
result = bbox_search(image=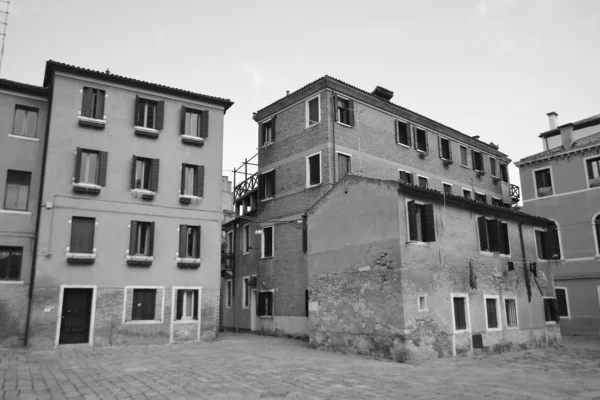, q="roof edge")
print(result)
[0,78,48,97]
